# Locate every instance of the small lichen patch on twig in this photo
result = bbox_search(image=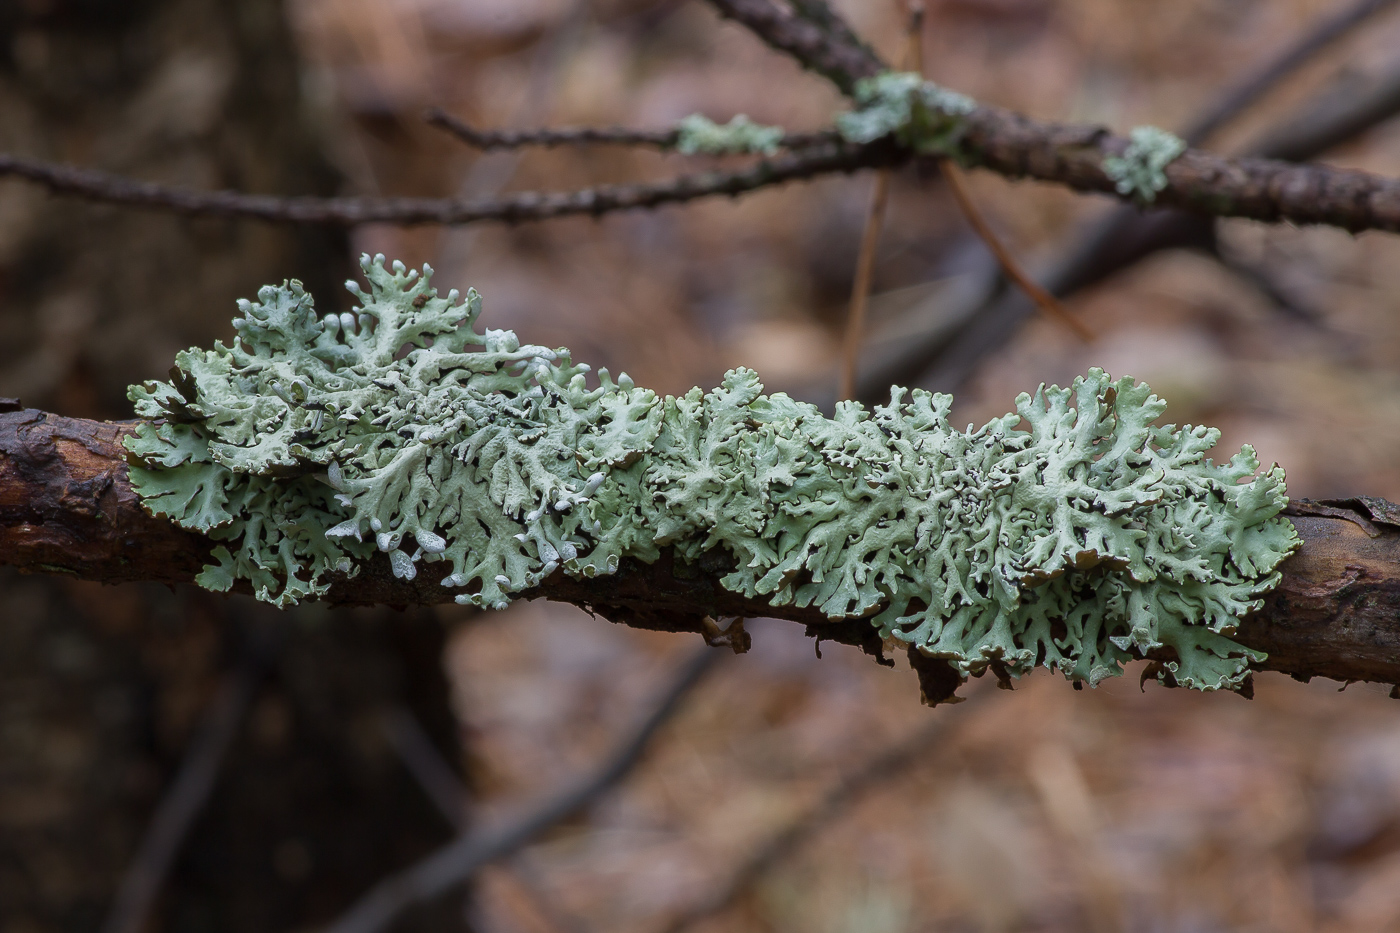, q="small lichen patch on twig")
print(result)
[125,255,1299,693]
[836,71,976,155]
[674,115,784,156]
[1102,125,1187,204]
